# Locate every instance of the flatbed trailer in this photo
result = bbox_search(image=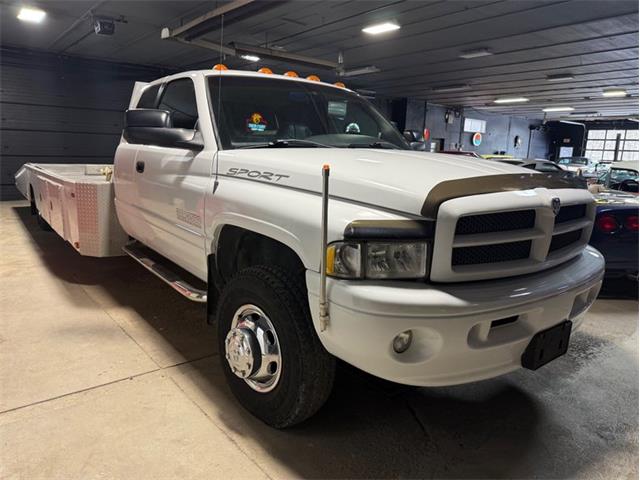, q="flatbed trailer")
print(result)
[15,163,128,257]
